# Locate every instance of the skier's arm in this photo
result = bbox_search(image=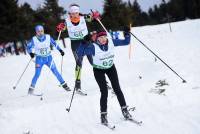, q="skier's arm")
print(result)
[83,14,93,22]
[81,10,100,22]
[26,39,35,53]
[50,36,61,51]
[77,43,95,57]
[112,32,131,46]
